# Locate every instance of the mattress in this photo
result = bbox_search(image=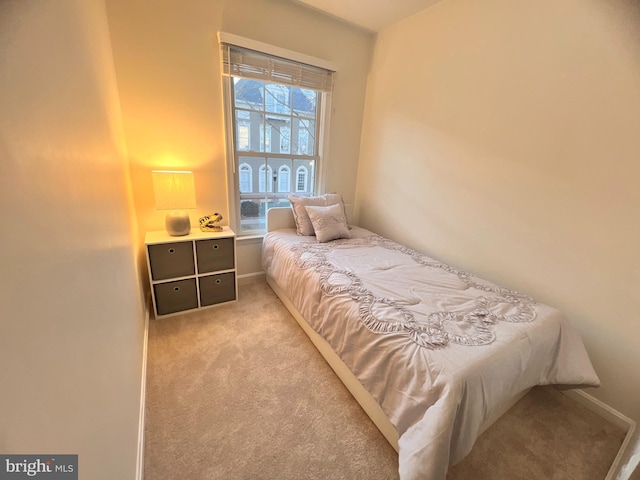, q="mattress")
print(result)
[262,226,600,479]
